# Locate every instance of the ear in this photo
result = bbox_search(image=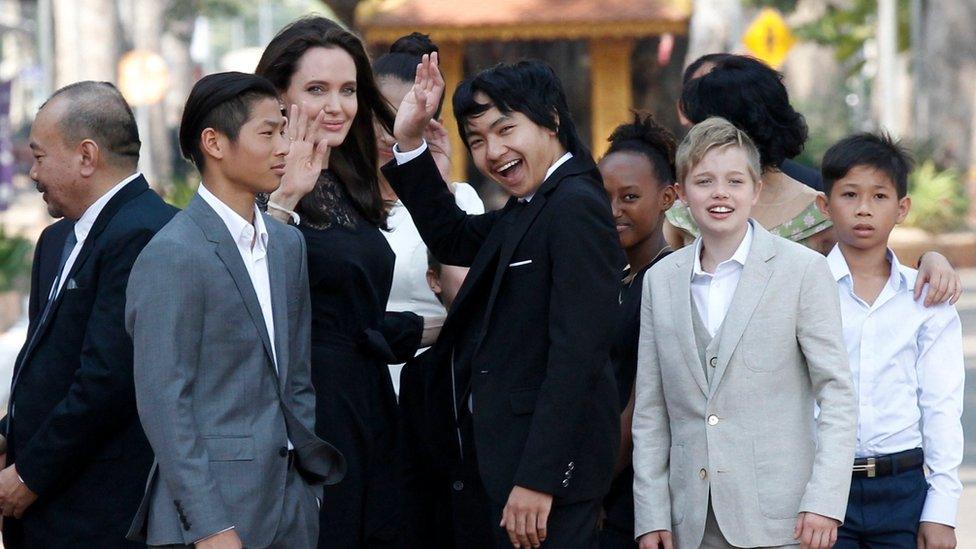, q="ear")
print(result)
[200,128,226,162]
[551,111,560,135]
[895,195,911,224]
[751,177,764,206]
[816,193,830,217]
[660,184,677,211]
[426,268,442,296]
[78,139,99,177]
